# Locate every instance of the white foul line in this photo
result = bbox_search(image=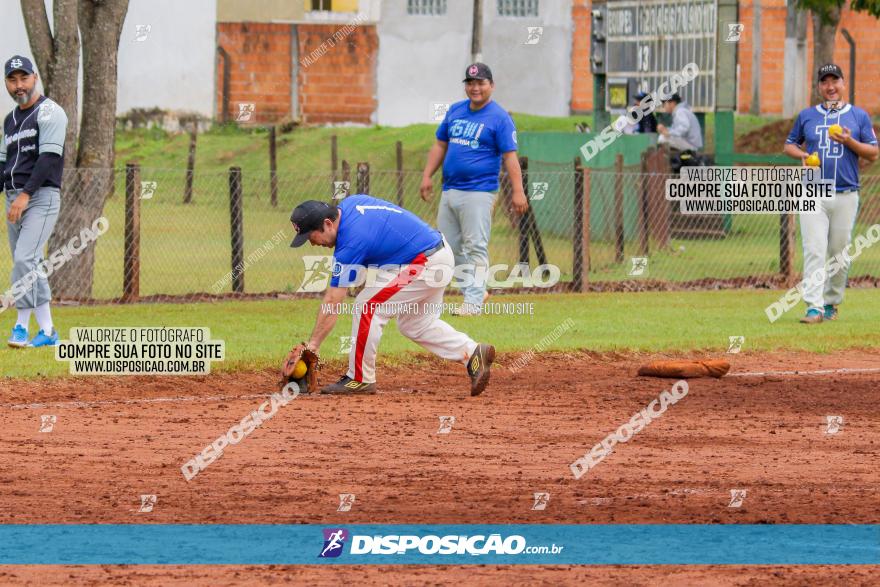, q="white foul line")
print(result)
[729,367,880,378]
[0,393,274,410]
